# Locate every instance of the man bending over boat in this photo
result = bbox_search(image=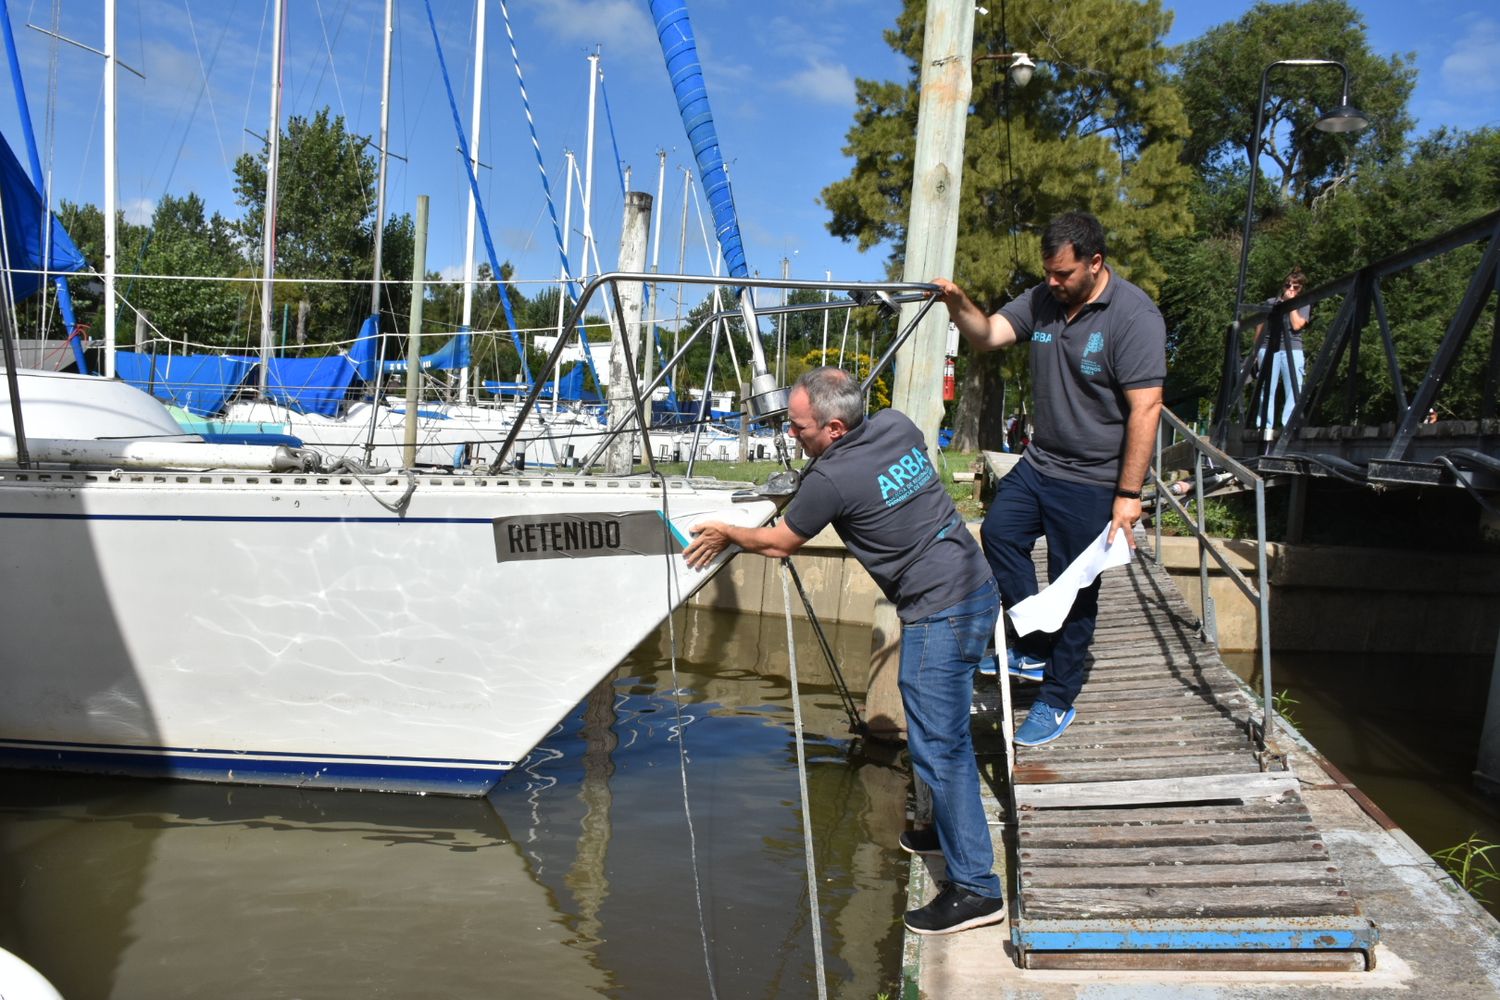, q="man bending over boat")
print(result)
[683,366,1005,936]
